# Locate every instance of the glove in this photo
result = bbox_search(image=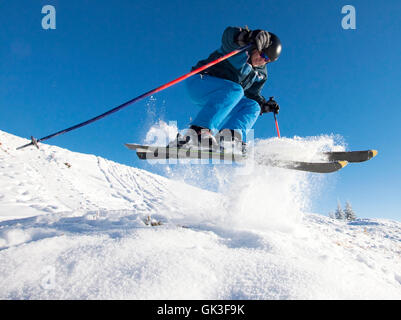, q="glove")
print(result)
[260,97,280,115]
[237,28,270,52]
